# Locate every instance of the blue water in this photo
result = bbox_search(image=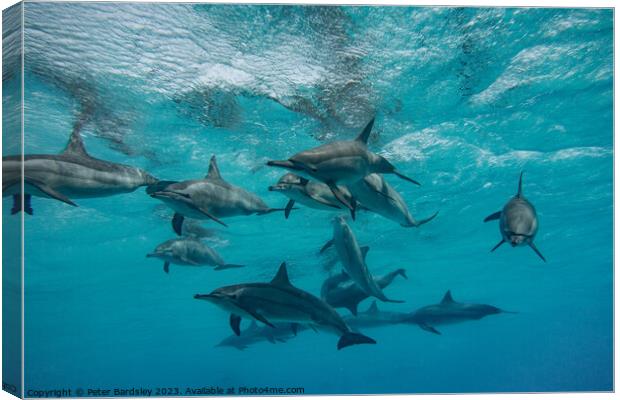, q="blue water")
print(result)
[7,3,614,395]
